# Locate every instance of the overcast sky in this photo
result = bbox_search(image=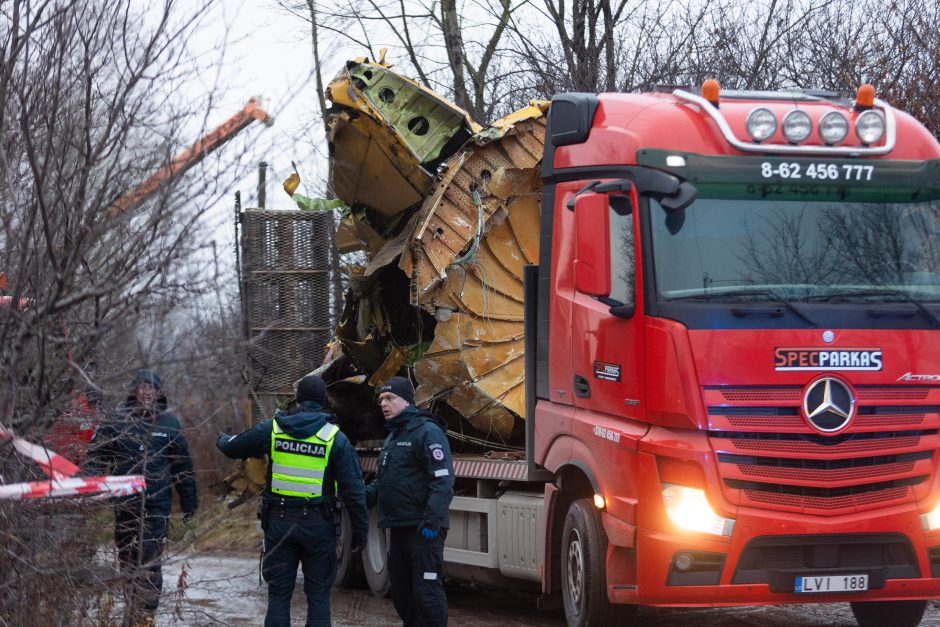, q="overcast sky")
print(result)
[177,0,359,285]
[200,0,321,206]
